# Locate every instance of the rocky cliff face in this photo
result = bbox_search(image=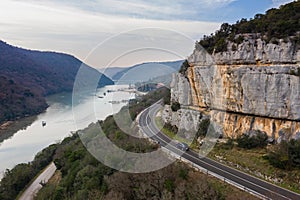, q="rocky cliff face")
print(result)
[164,36,300,140]
[211,34,300,65]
